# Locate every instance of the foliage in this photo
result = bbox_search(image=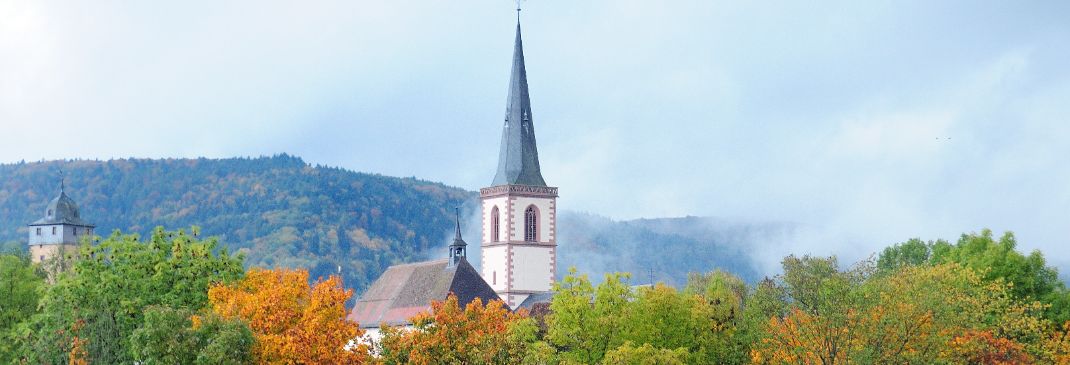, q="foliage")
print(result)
[11,227,244,364]
[751,255,1051,365]
[0,254,44,363]
[945,330,1034,365]
[208,267,366,364]
[543,268,748,364]
[129,306,254,365]
[601,342,688,365]
[545,269,631,364]
[377,295,533,365]
[879,229,1070,323]
[0,156,475,294]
